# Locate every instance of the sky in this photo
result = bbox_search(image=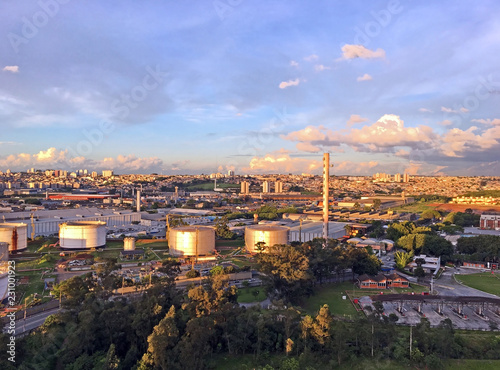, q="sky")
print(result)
[1,0,500,176]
